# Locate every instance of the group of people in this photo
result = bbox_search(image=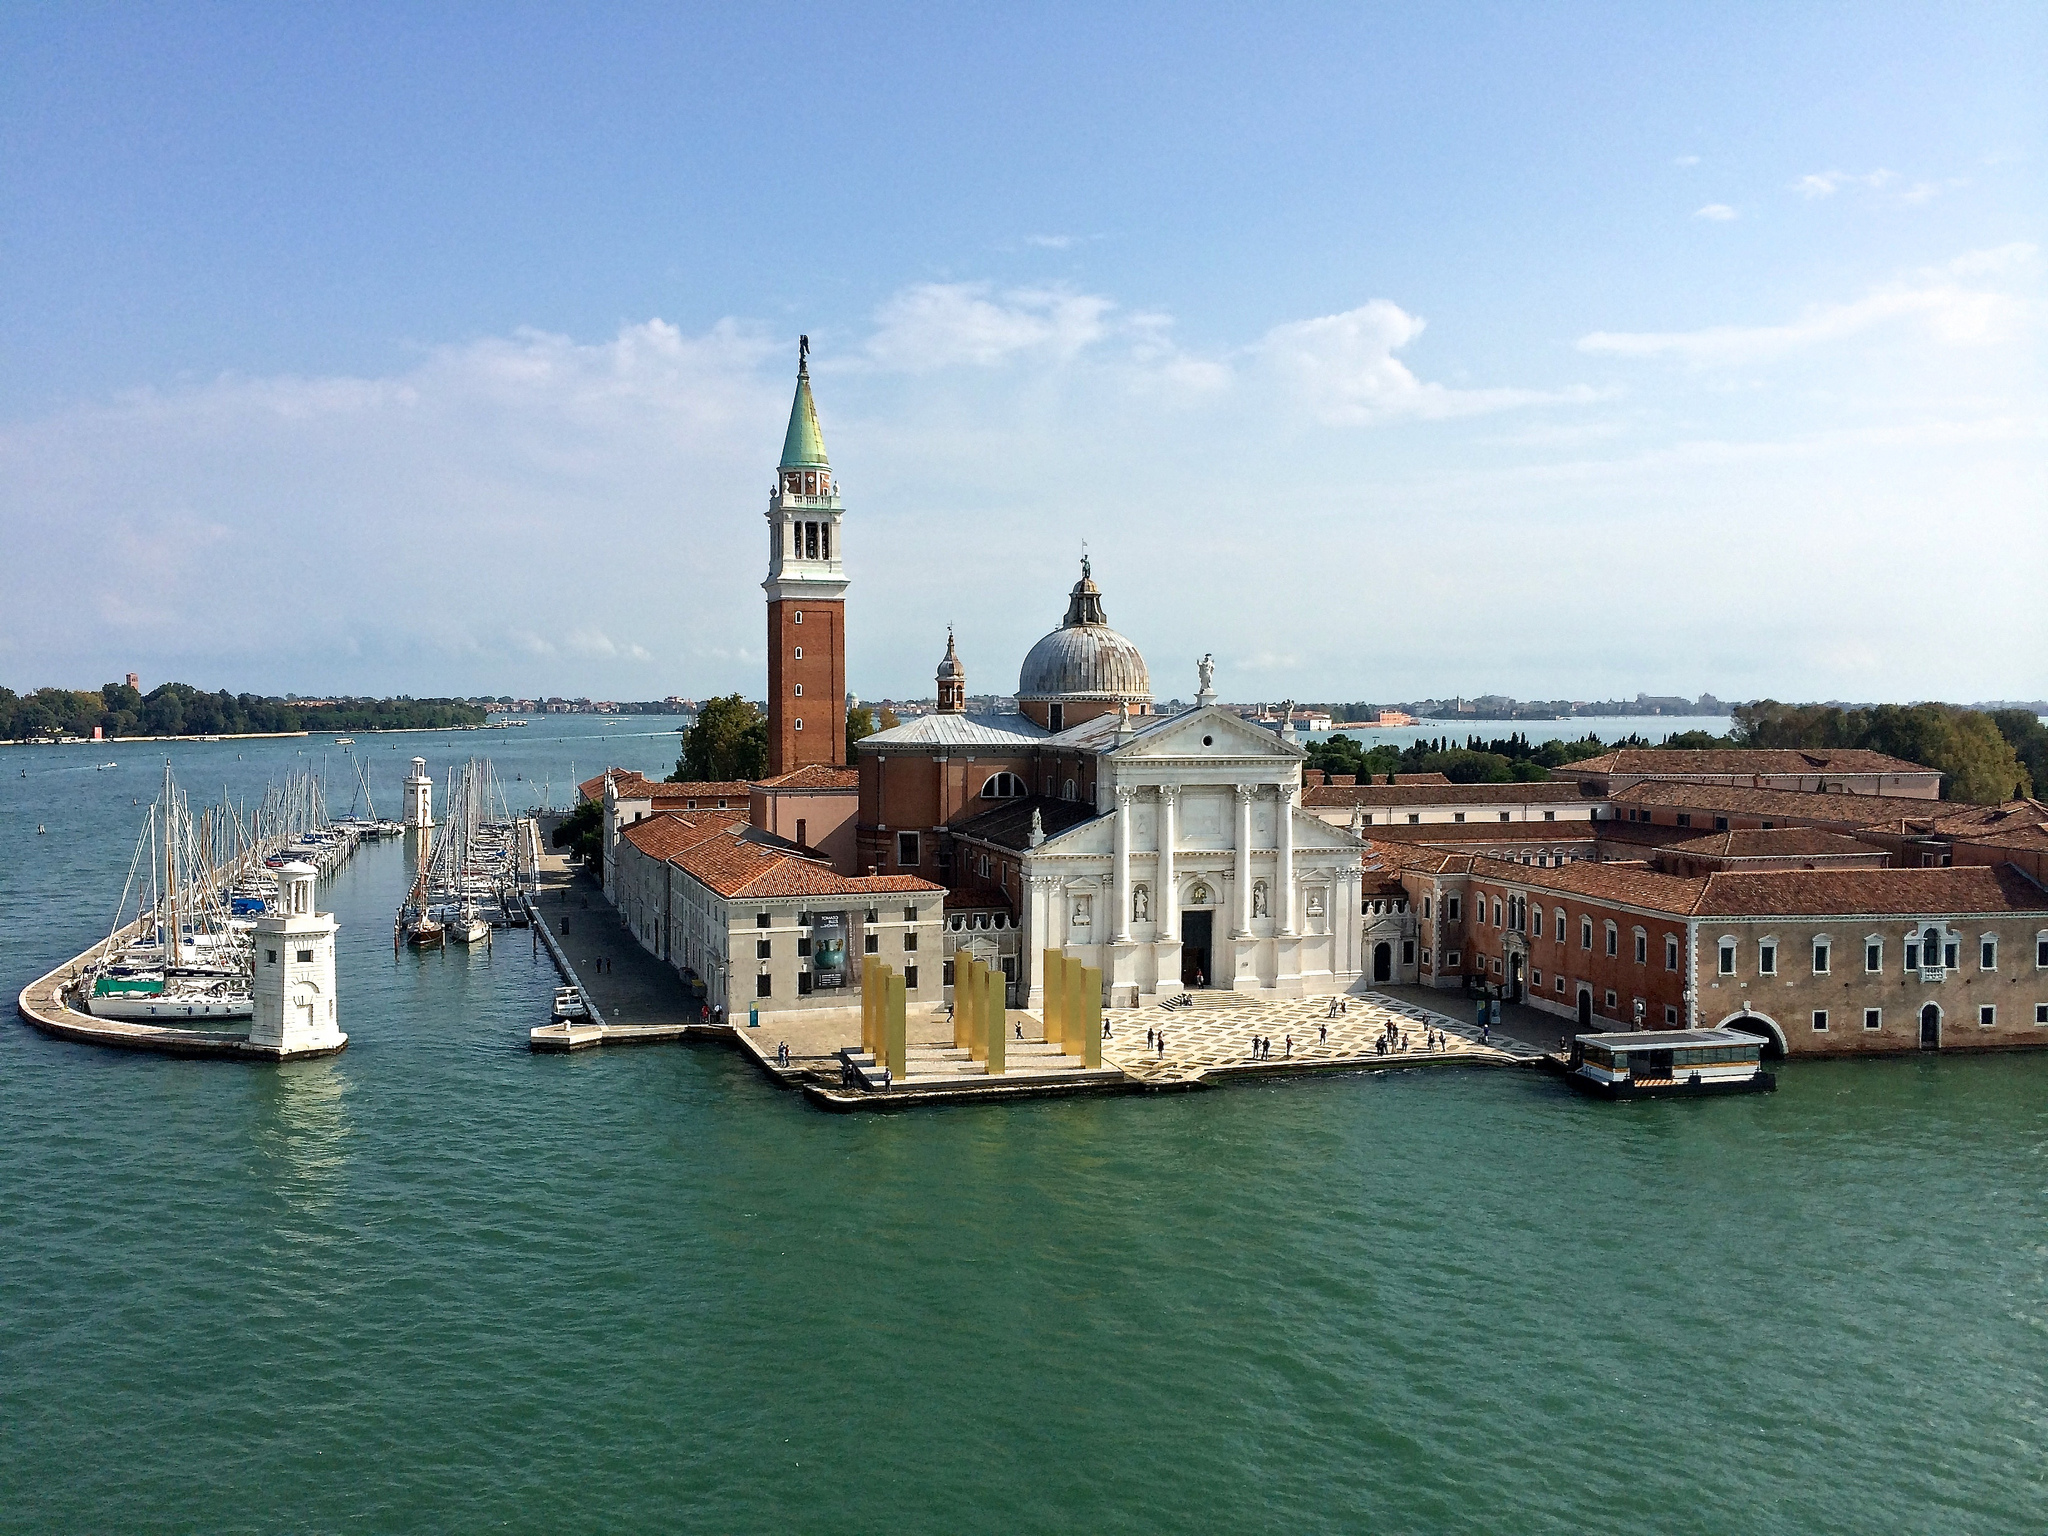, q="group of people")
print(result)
[1247,1034,1294,1060]
[1144,1025,1167,1057]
